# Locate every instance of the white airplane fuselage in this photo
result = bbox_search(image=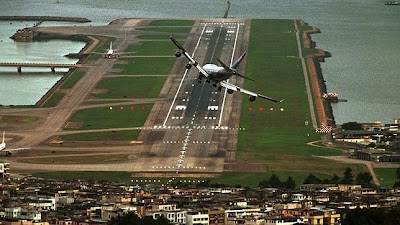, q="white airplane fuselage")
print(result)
[0,143,5,151]
[106,49,114,58]
[202,64,233,82]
